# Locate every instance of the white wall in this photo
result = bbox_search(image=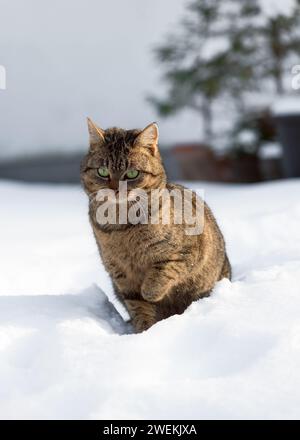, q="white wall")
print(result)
[0,0,202,159]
